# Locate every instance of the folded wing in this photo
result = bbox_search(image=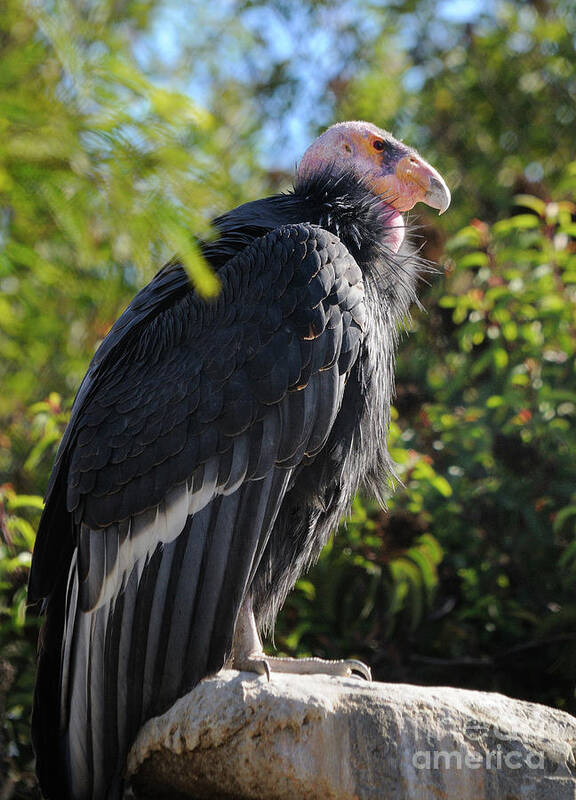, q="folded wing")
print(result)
[30,223,366,800]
